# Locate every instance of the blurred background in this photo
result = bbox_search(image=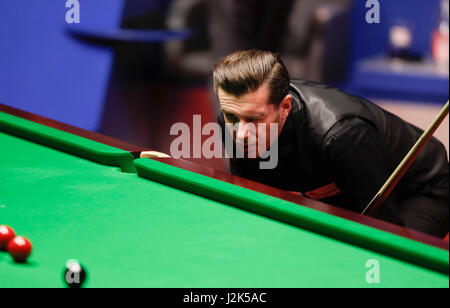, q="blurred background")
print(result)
[0,0,448,172]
